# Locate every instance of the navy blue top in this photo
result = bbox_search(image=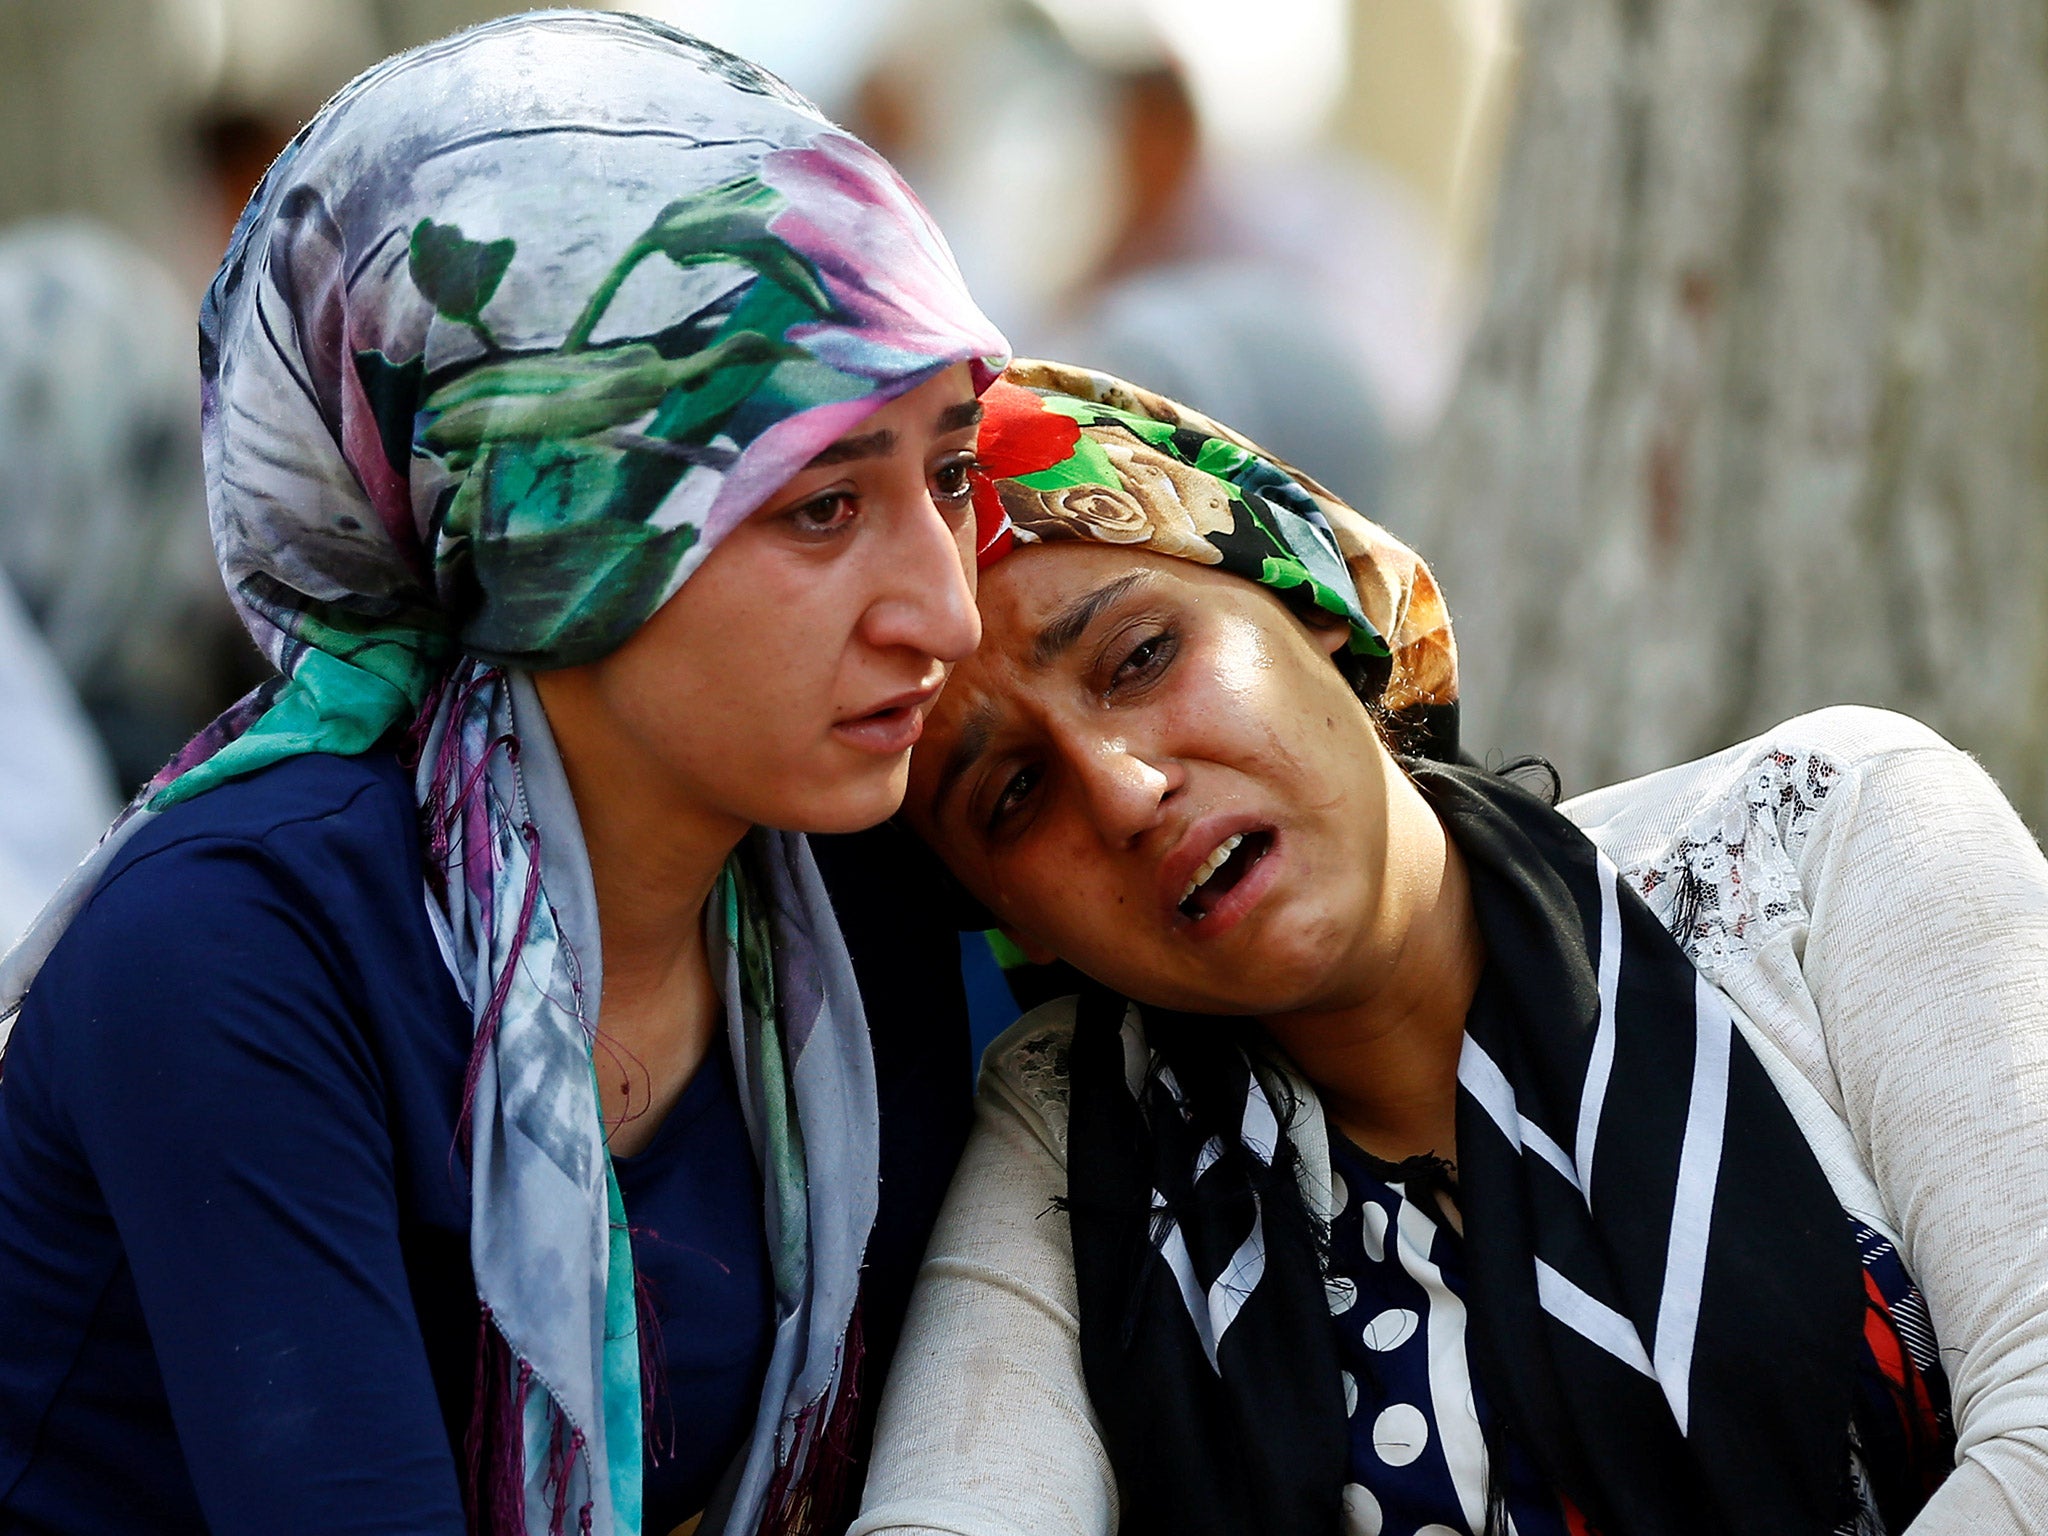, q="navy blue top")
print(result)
[0,750,973,1536]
